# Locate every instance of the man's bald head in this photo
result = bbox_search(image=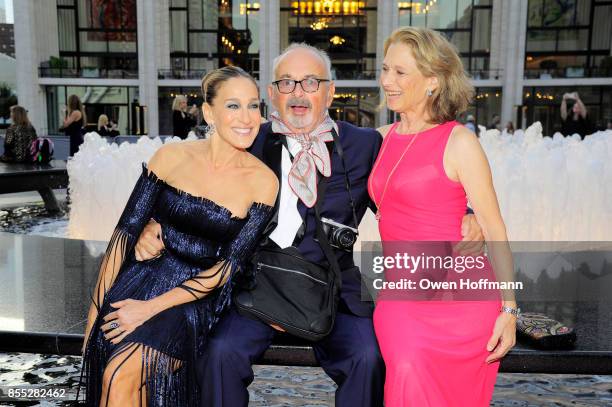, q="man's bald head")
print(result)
[272,43,333,81]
